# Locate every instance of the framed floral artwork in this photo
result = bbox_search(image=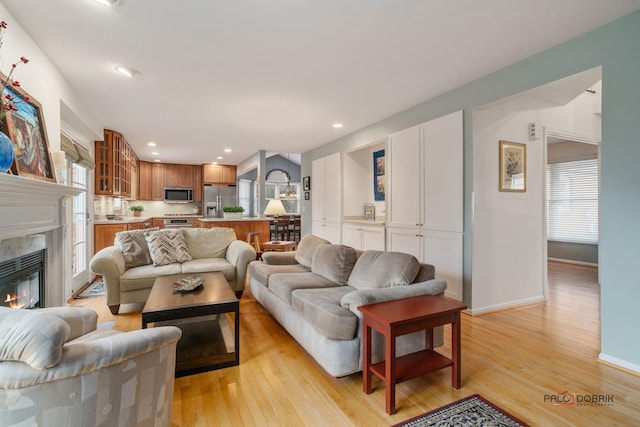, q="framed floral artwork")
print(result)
[499,140,526,192]
[1,73,56,182]
[373,149,385,201]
